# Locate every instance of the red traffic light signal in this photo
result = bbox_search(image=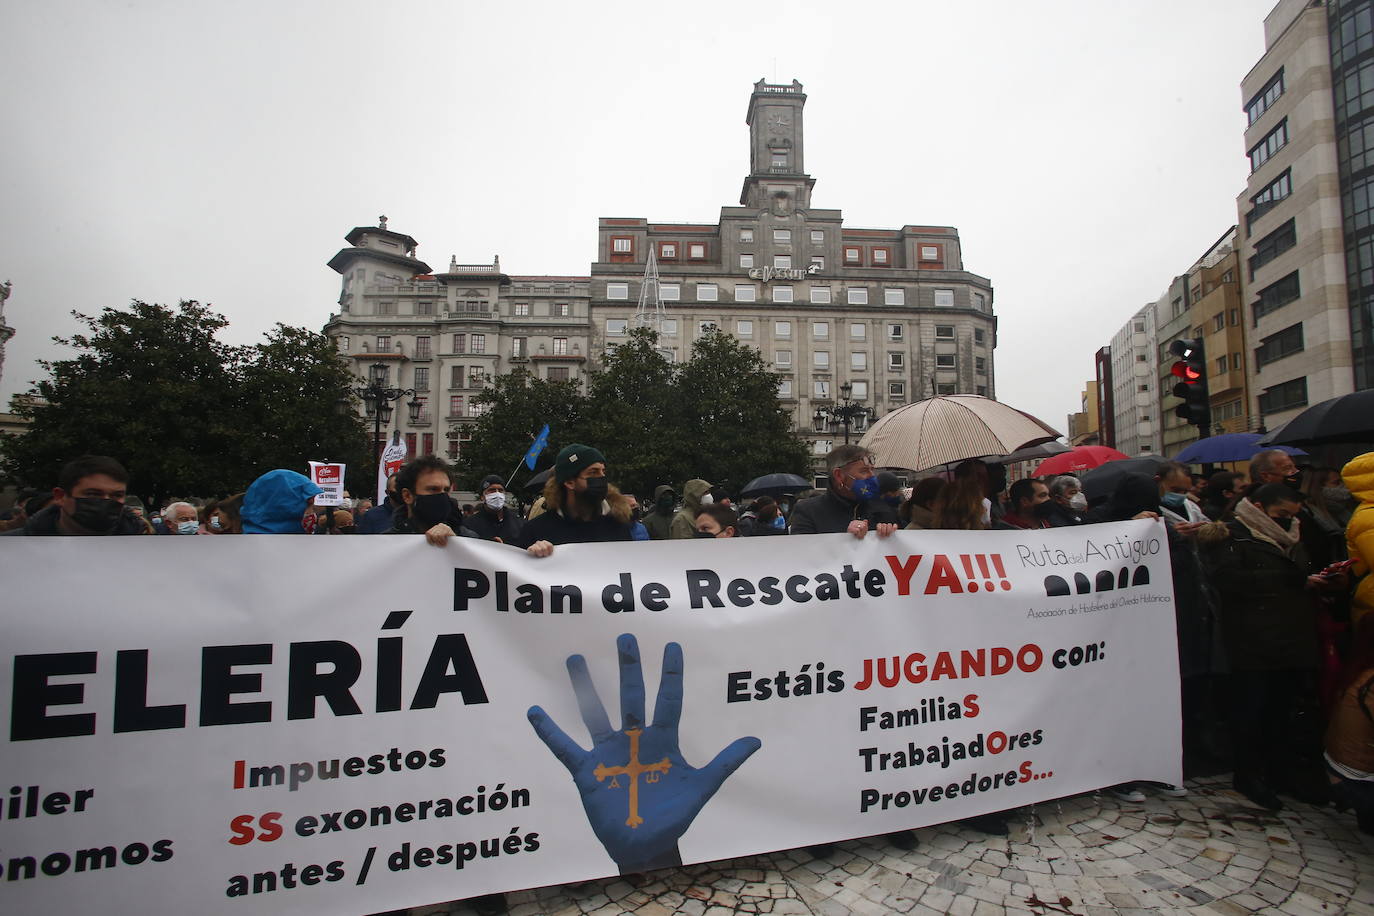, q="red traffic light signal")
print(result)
[1168,338,1210,431]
